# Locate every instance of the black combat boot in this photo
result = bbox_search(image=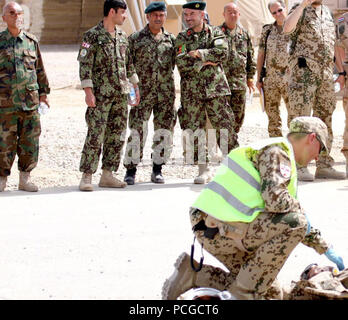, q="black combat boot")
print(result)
[151,163,164,184]
[124,167,137,185]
